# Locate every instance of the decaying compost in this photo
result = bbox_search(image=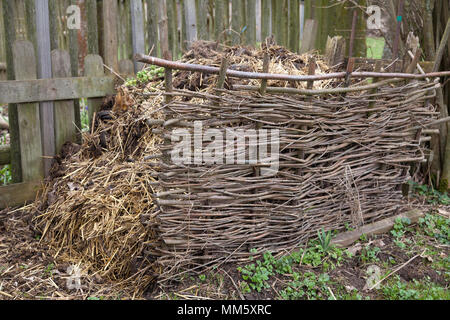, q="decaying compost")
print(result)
[31,41,442,289]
